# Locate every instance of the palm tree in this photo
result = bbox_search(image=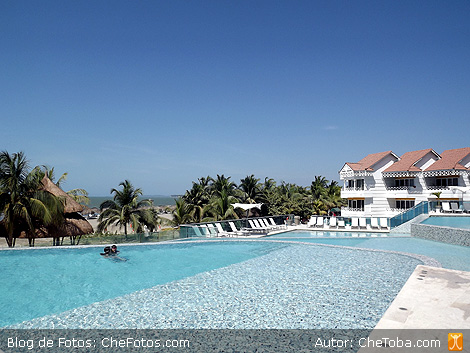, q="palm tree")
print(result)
[183,181,210,222]
[210,174,237,197]
[97,180,152,237]
[0,151,64,247]
[171,198,193,226]
[206,190,239,221]
[238,175,261,203]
